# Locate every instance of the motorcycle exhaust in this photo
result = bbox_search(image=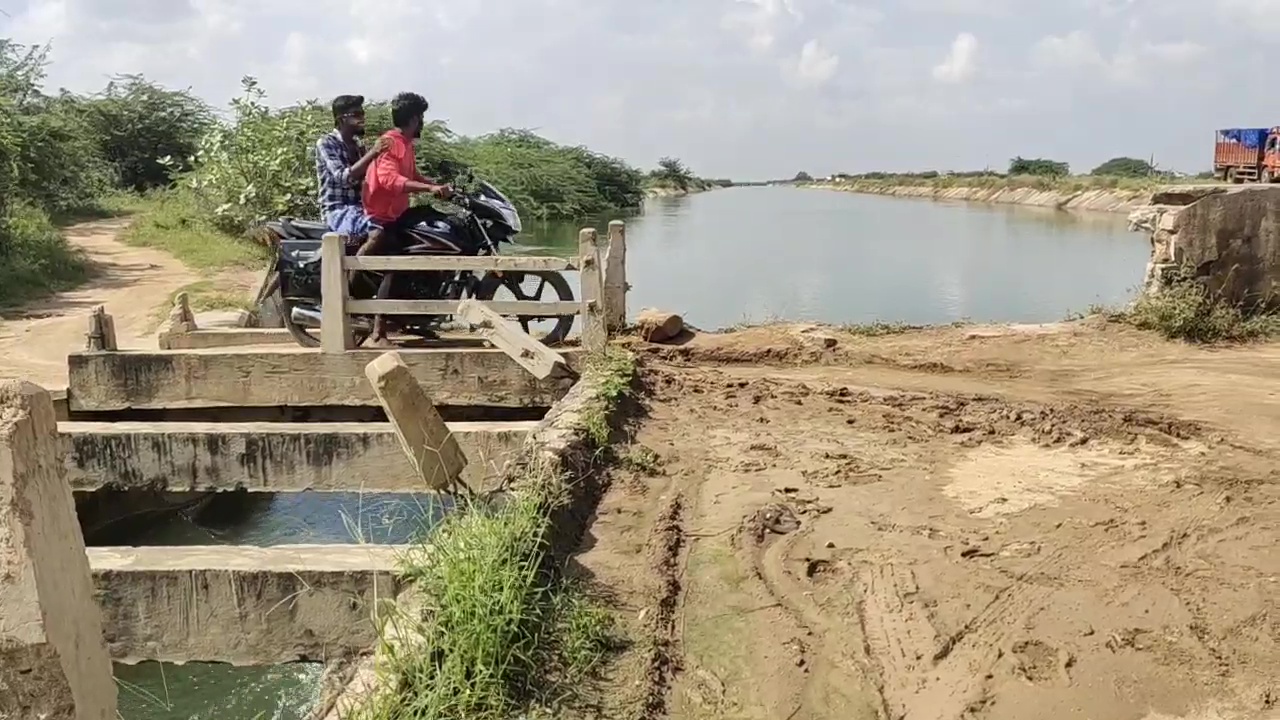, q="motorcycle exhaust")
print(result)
[290,306,372,333]
[290,306,323,328]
